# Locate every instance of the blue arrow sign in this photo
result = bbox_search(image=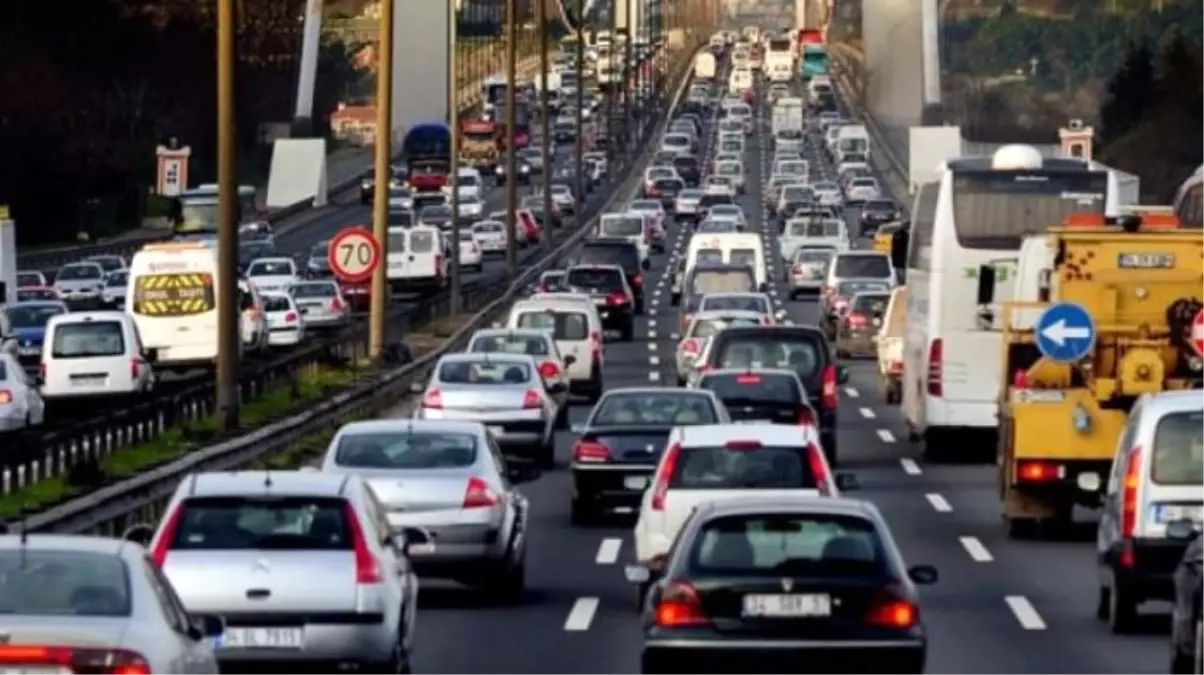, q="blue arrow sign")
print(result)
[1034,302,1096,362]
